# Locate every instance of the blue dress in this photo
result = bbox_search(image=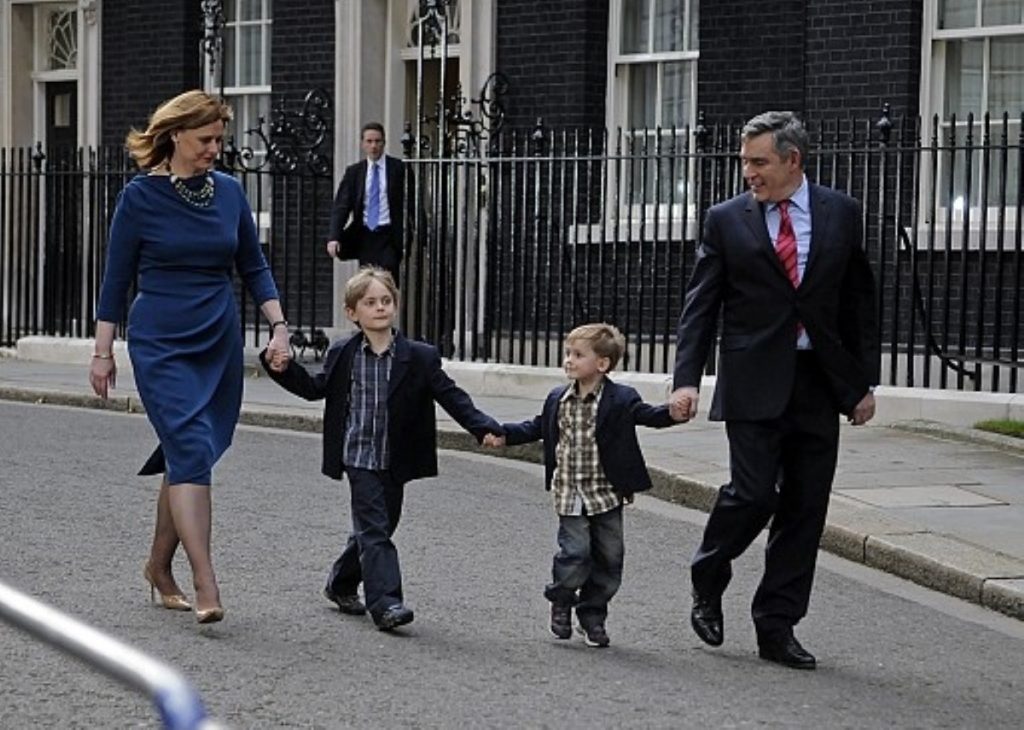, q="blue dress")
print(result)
[96,171,279,485]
